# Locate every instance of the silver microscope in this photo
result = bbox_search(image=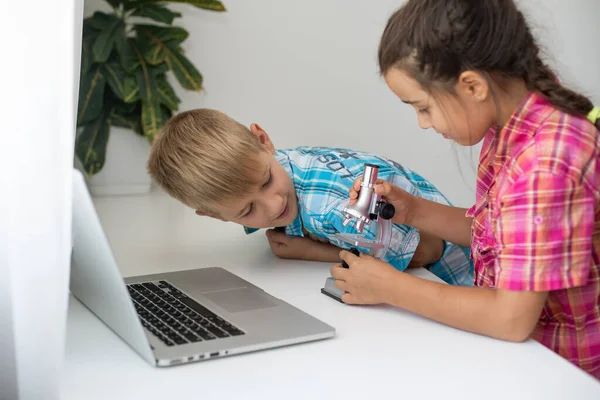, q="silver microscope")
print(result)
[321,164,396,302]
